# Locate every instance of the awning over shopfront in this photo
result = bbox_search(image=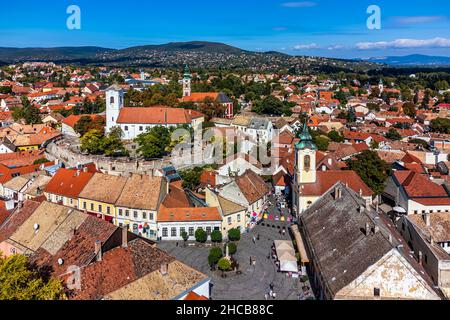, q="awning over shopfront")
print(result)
[274,240,298,273]
[290,225,310,265]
